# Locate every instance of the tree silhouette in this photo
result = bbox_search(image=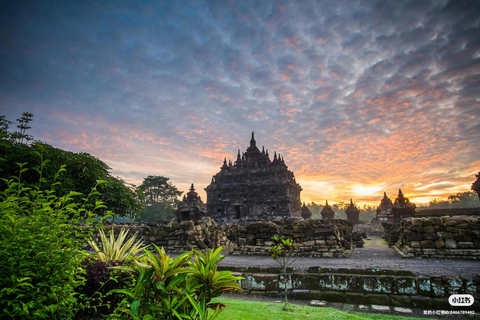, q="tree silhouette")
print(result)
[472,172,480,201]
